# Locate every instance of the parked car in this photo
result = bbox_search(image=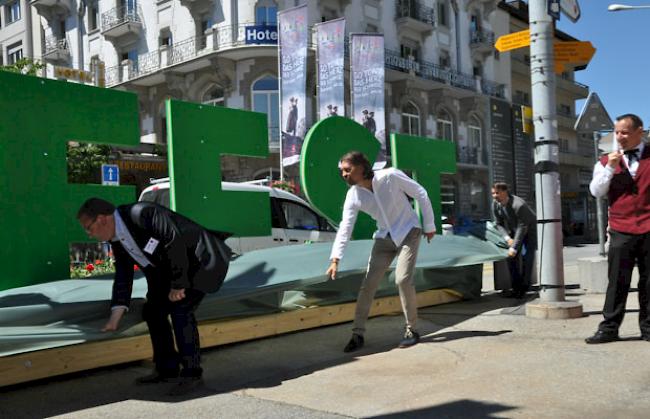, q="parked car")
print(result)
[138,179,337,255]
